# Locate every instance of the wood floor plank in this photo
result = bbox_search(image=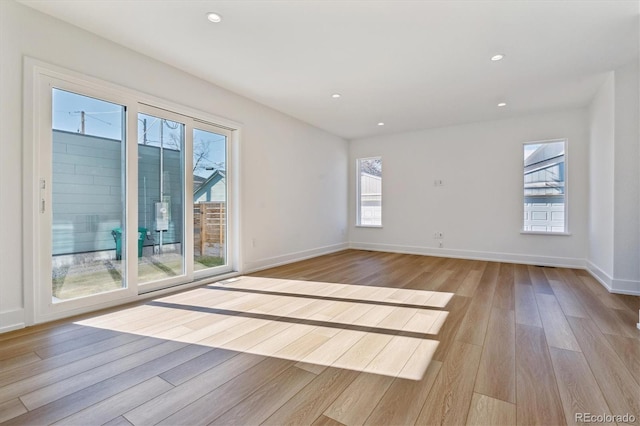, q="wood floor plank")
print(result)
[549,347,613,426]
[0,331,143,388]
[560,269,637,339]
[3,343,210,426]
[158,347,239,386]
[0,352,41,372]
[577,274,628,310]
[455,262,499,346]
[515,283,542,327]
[432,295,472,362]
[0,335,162,406]
[124,352,266,425]
[514,263,532,285]
[328,331,392,375]
[50,376,174,426]
[19,339,194,410]
[156,357,294,426]
[528,265,555,294]
[209,366,316,425]
[474,307,516,403]
[567,316,640,424]
[536,293,581,352]
[364,359,442,426]
[416,340,482,426]
[364,332,422,378]
[493,263,515,310]
[603,333,640,386]
[465,393,516,426]
[323,372,395,426]
[0,399,27,423]
[102,416,134,426]
[262,367,360,426]
[515,324,566,426]
[392,337,440,381]
[0,322,84,349]
[456,267,485,298]
[0,322,83,344]
[312,414,347,426]
[33,328,127,360]
[297,329,370,373]
[547,278,589,318]
[0,326,106,362]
